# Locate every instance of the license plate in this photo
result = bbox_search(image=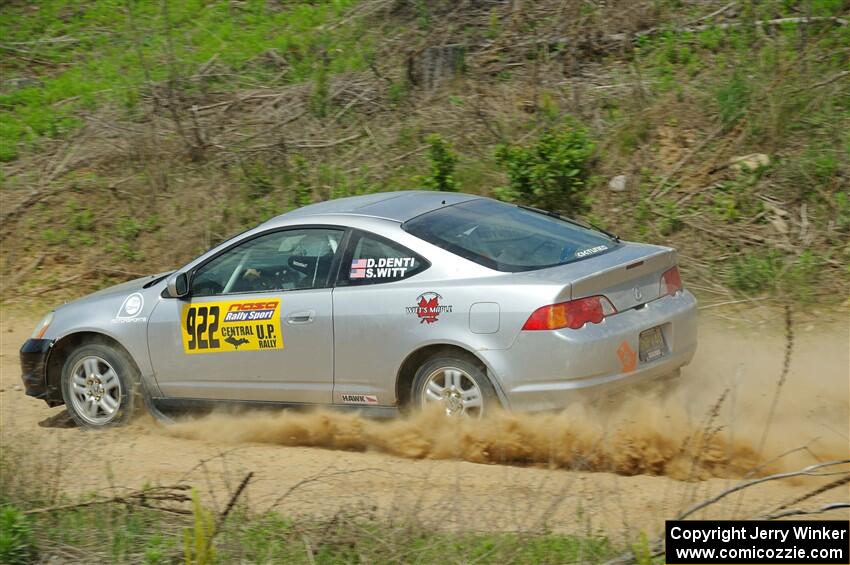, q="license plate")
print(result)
[639,327,665,362]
